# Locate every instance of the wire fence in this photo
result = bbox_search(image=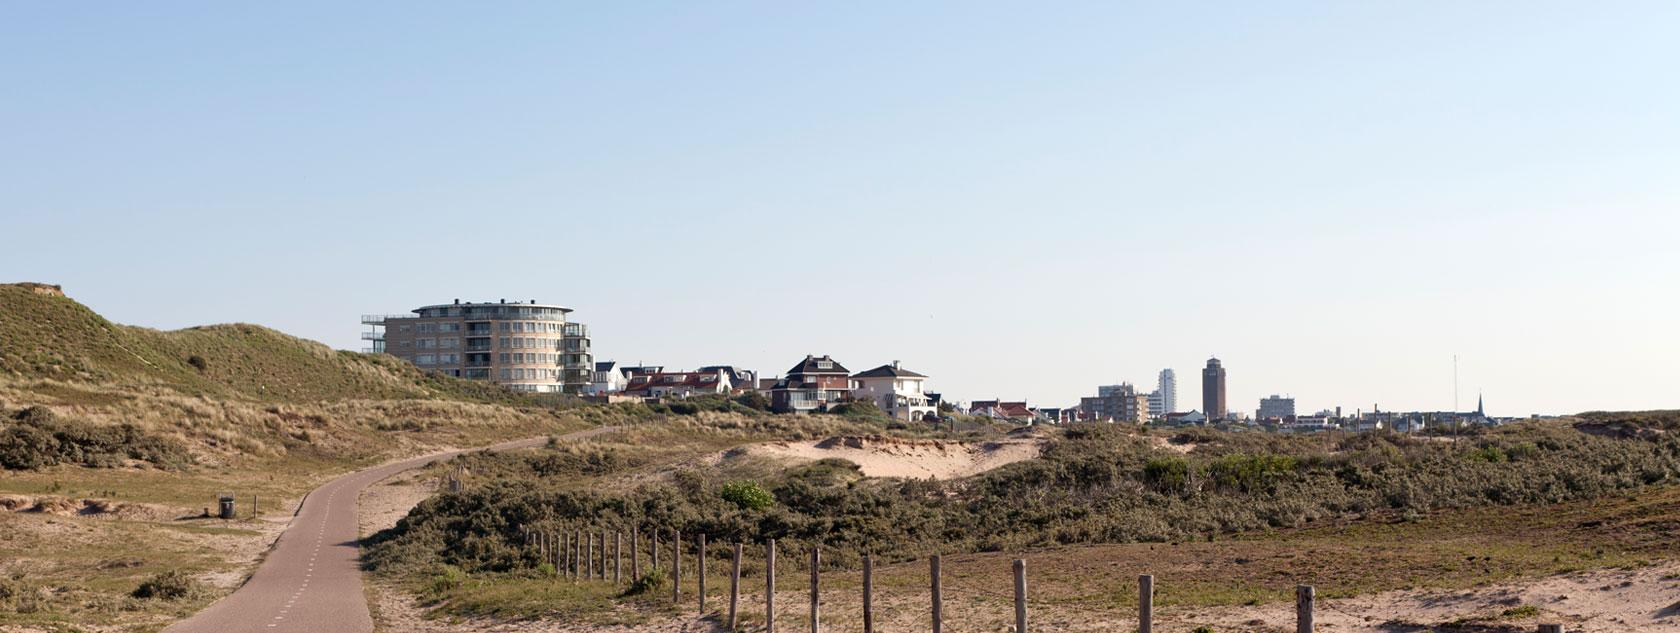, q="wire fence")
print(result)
[509,524,1569,633]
